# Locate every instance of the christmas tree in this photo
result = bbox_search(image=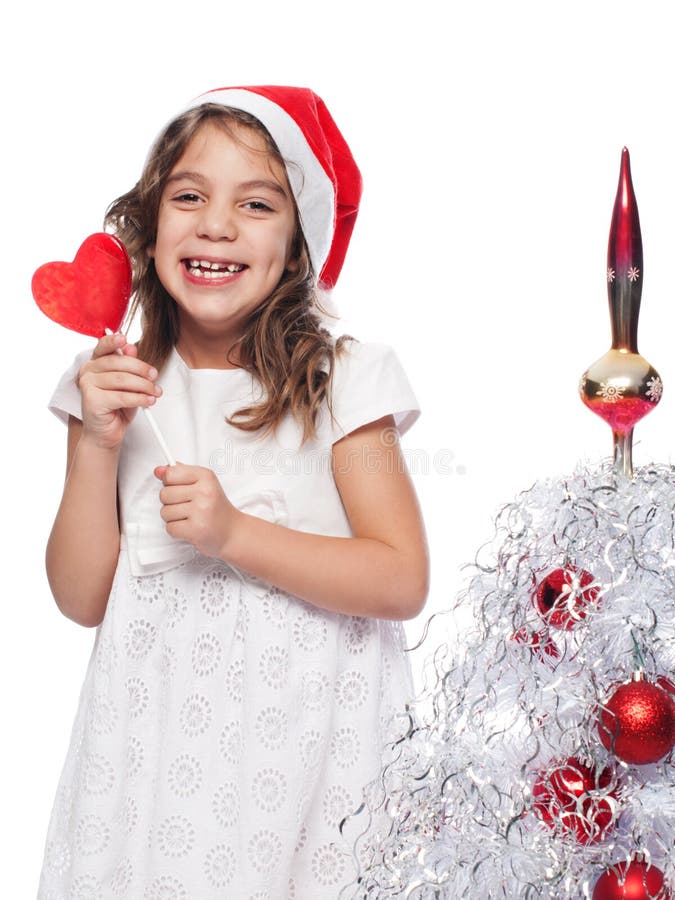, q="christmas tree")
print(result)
[340,150,675,899]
